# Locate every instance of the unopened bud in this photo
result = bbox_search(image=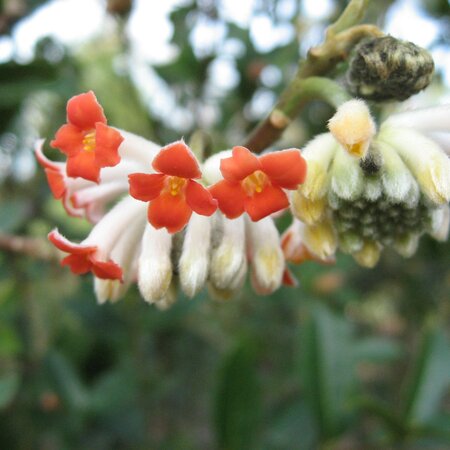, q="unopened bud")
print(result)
[347,36,434,101]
